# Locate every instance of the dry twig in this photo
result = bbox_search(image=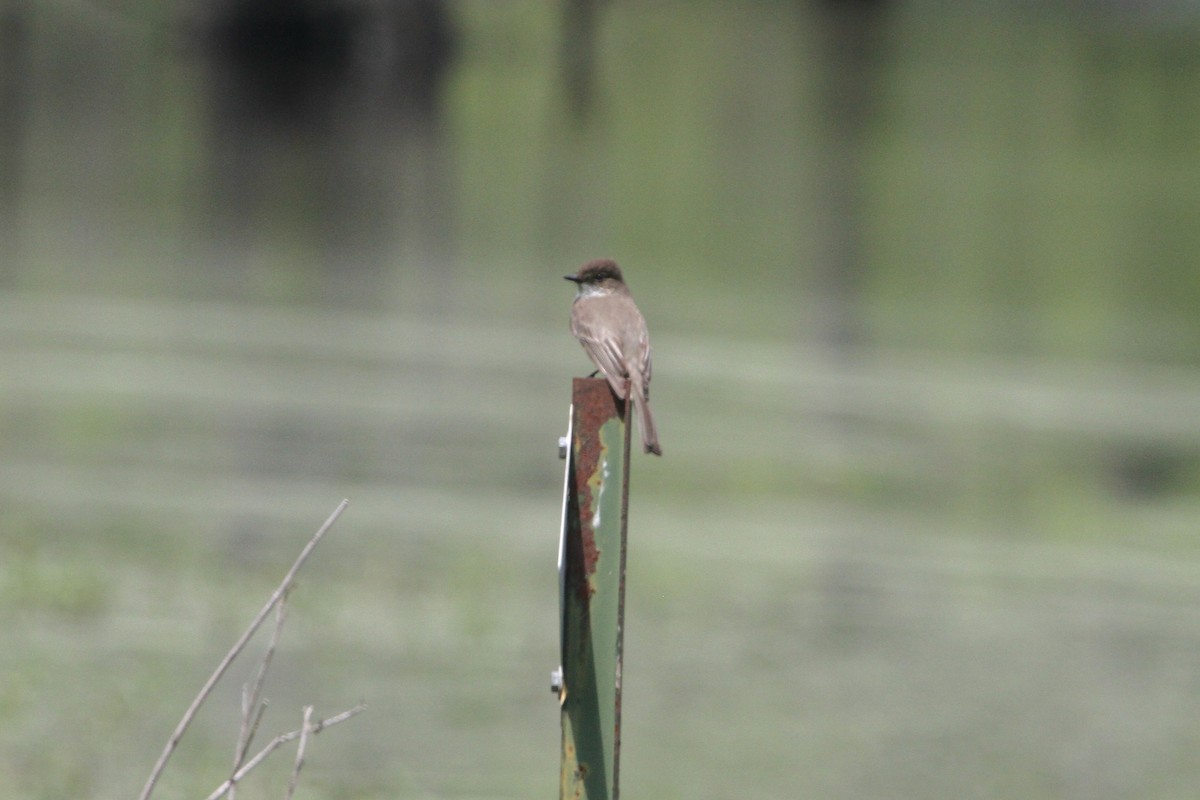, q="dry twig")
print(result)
[203,703,368,800]
[286,705,315,800]
[230,596,289,800]
[138,499,350,800]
